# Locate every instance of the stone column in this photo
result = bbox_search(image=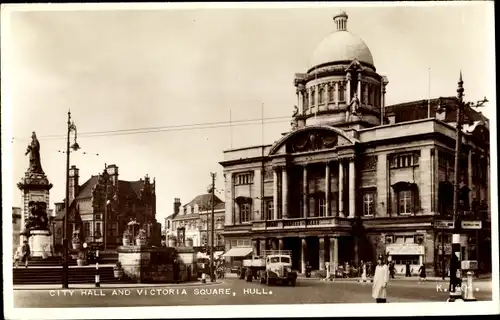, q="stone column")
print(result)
[224,173,234,225]
[253,169,263,220]
[335,82,339,108]
[319,237,325,271]
[303,165,308,218]
[381,84,387,124]
[357,73,362,103]
[252,239,259,255]
[282,167,288,219]
[259,238,266,255]
[308,88,313,115]
[349,159,356,218]
[434,149,440,213]
[278,238,284,250]
[346,72,352,104]
[329,237,339,271]
[297,88,303,114]
[325,162,331,216]
[273,167,279,220]
[301,237,307,274]
[468,149,473,206]
[271,238,278,250]
[419,148,432,215]
[338,161,344,217]
[376,154,387,216]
